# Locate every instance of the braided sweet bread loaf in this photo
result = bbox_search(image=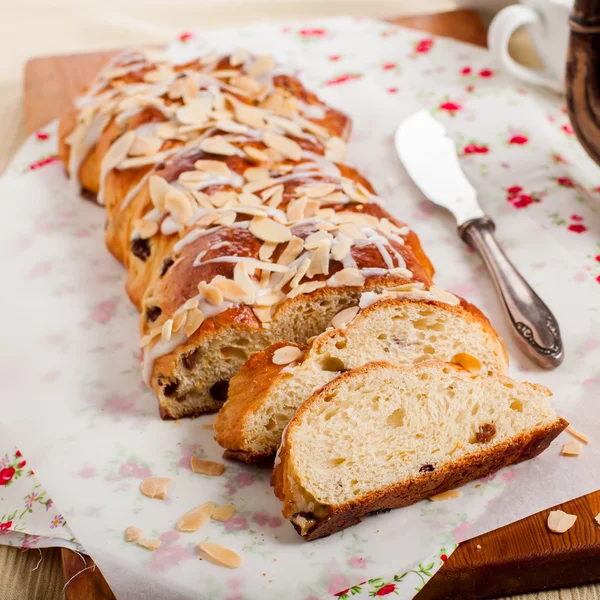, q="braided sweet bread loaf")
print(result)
[58,46,435,418]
